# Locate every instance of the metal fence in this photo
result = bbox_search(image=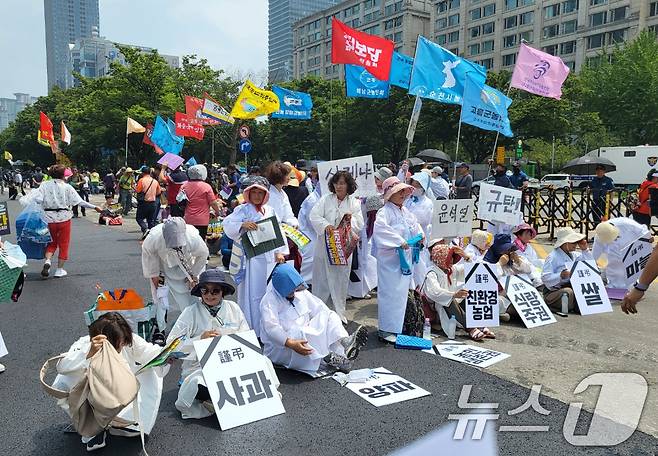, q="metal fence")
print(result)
[472,187,640,239]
